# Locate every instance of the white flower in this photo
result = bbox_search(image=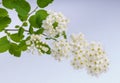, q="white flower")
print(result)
[69,33,109,76]
[42,10,69,38]
[30,34,42,41]
[26,40,31,45]
[51,39,70,61]
[70,33,88,56]
[26,34,49,55]
[86,42,109,76]
[70,33,88,69]
[71,54,87,69]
